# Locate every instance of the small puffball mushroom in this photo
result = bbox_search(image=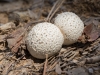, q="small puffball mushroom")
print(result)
[26,22,64,59]
[54,12,84,45]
